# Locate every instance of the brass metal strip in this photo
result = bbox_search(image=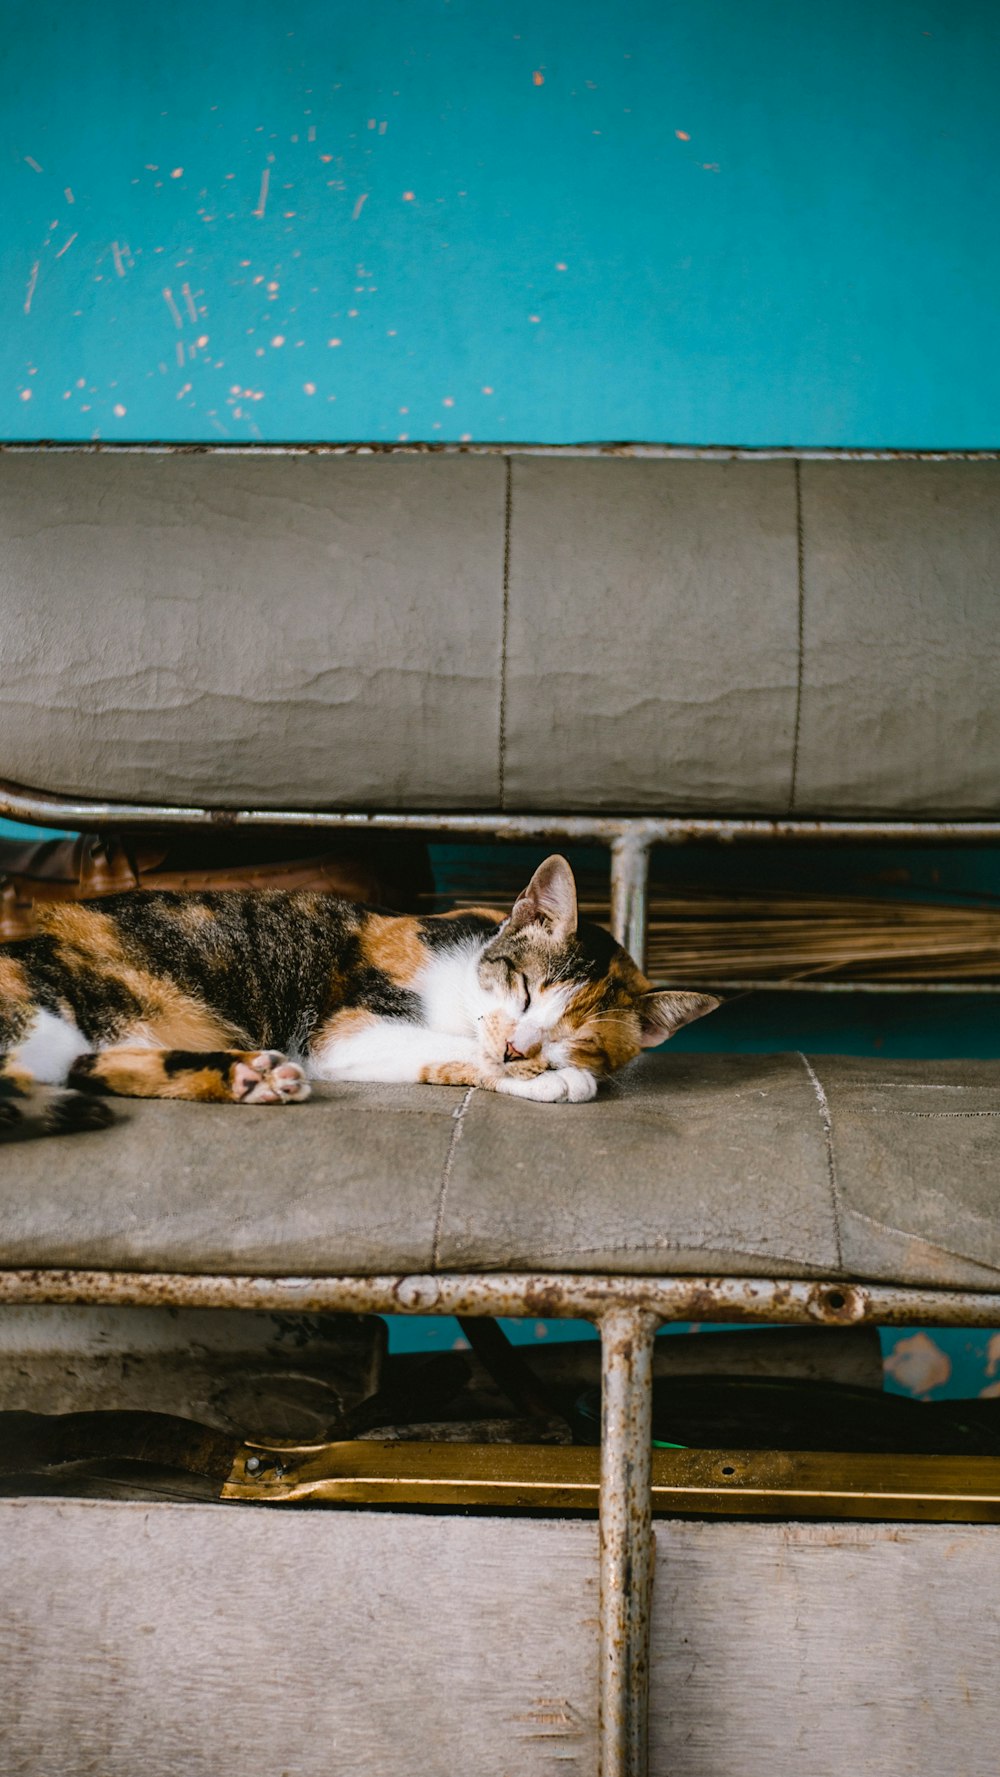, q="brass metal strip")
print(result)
[222,1439,1000,1523]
